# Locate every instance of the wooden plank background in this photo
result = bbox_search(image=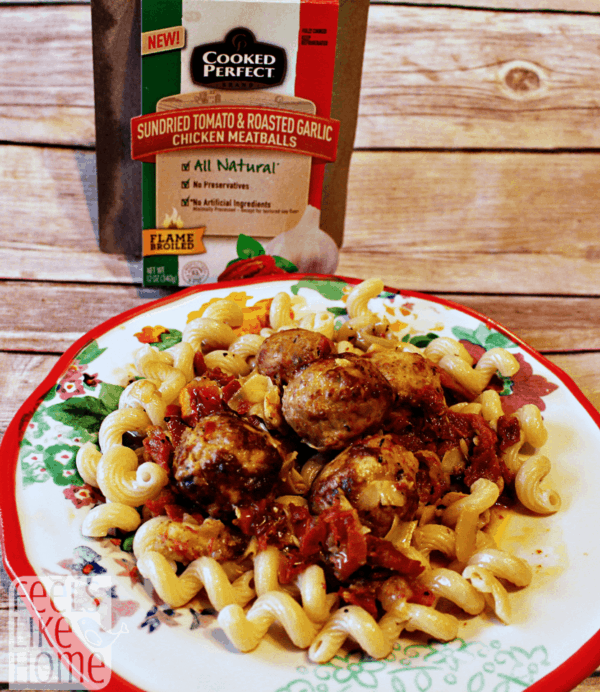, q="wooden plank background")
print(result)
[1,0,599,688]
